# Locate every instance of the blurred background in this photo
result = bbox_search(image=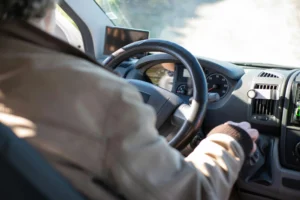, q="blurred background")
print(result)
[95,0,300,67]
